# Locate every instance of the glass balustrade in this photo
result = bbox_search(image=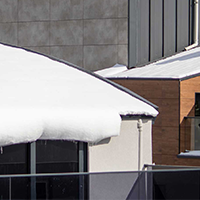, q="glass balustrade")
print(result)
[0,166,200,200]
